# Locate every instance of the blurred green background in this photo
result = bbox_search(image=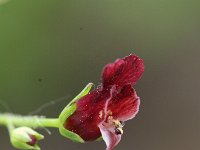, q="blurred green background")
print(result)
[0,0,200,150]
